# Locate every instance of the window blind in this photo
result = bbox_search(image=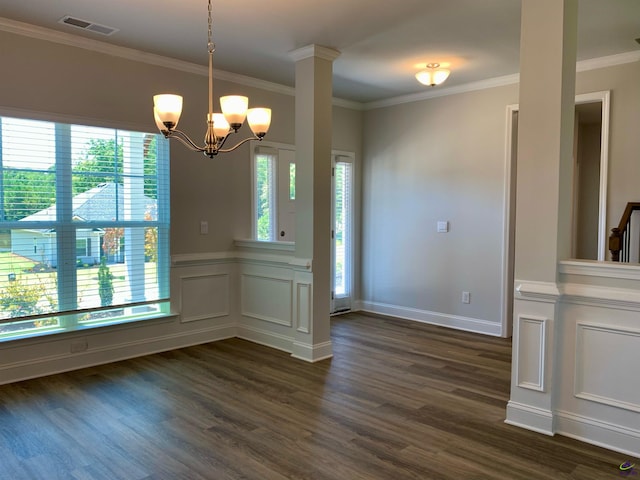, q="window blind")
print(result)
[0,116,170,339]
